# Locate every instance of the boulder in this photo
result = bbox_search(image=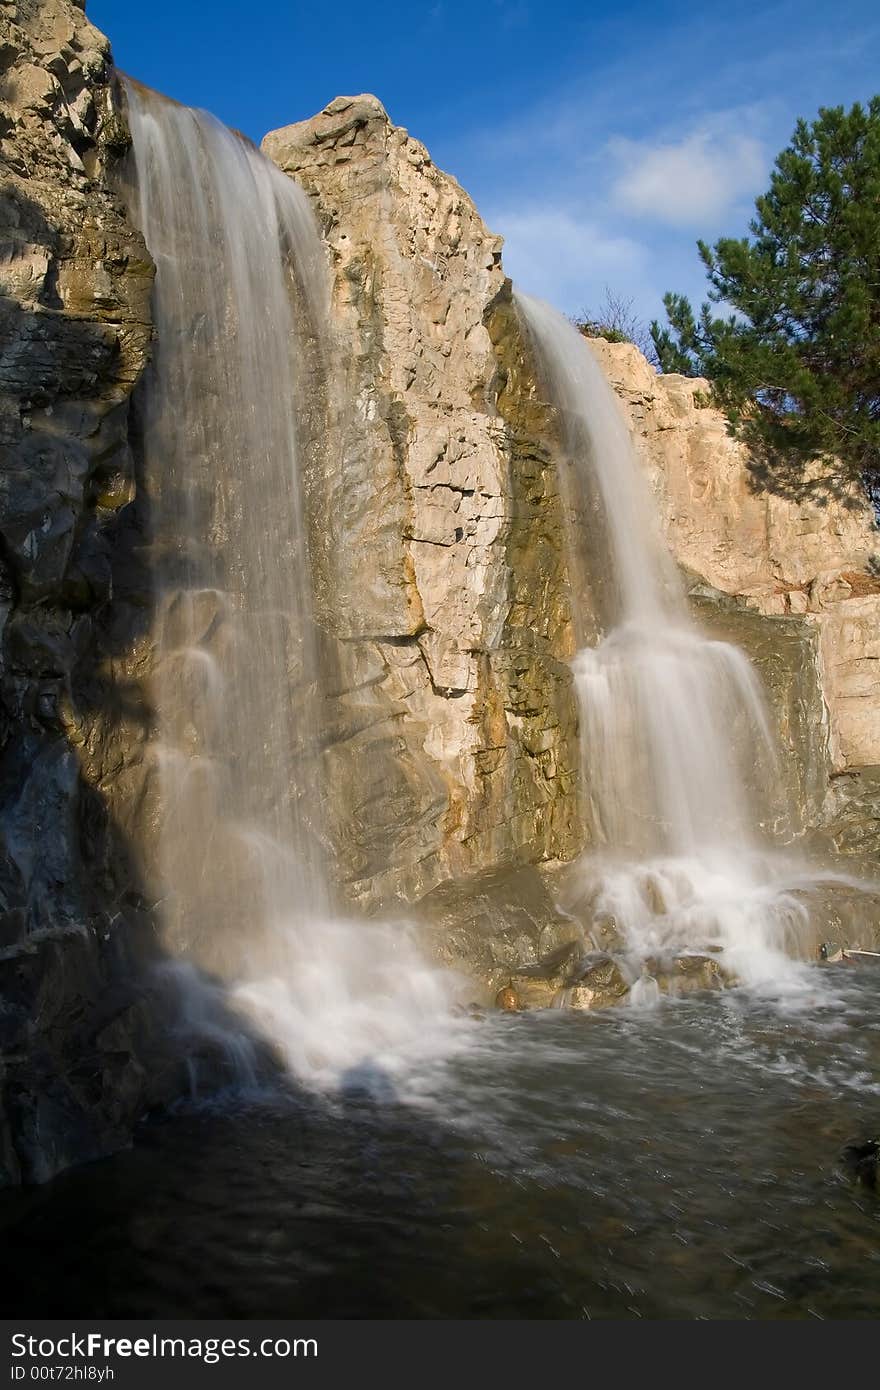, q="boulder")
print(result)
[841,1138,878,1191]
[644,953,734,996]
[562,955,630,1010]
[411,863,582,1003]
